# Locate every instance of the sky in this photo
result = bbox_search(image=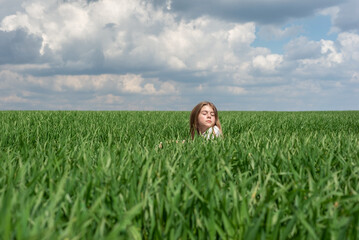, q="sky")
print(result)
[0,0,358,111]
